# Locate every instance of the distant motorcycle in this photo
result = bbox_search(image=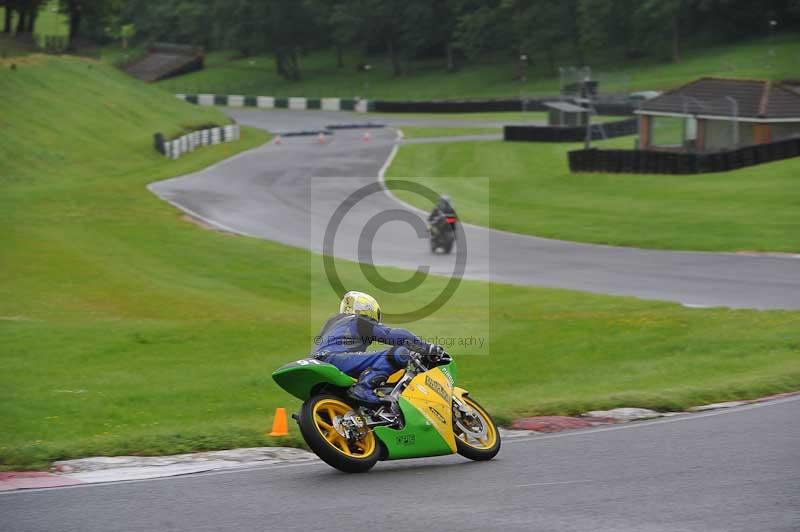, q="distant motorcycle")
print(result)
[272,348,500,473]
[428,196,458,254]
[429,212,458,254]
